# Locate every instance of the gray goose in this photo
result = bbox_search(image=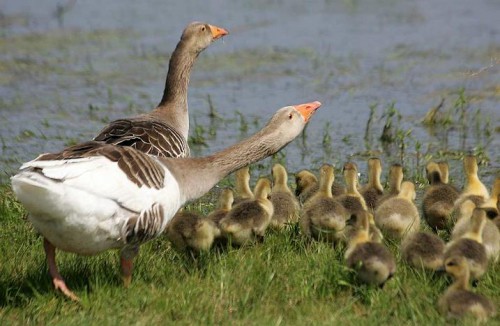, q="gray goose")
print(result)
[11,101,321,301]
[94,22,228,158]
